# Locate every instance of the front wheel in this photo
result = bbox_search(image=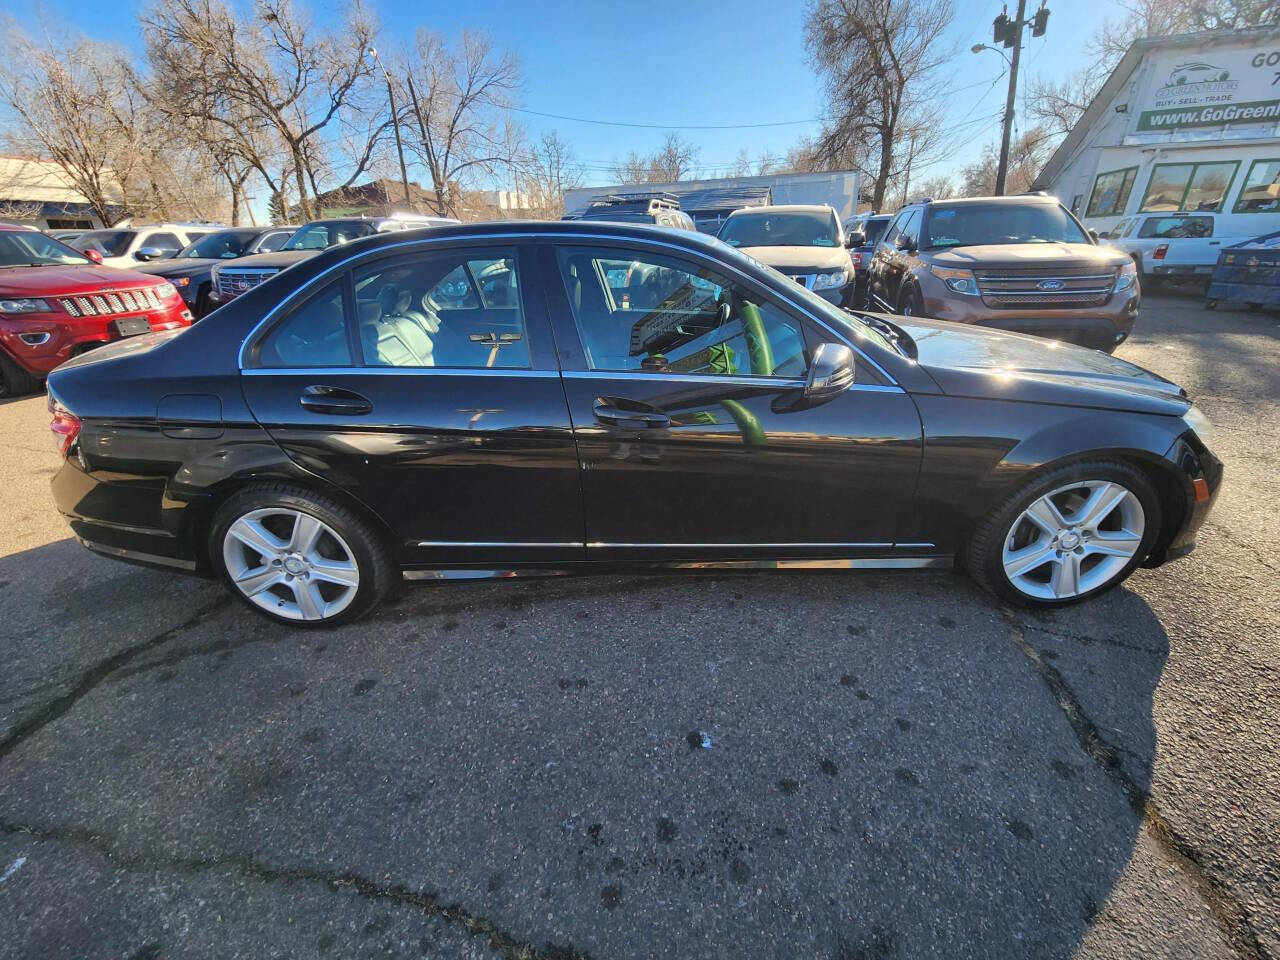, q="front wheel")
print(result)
[0,351,42,398]
[211,484,395,626]
[898,284,925,317]
[965,461,1161,607]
